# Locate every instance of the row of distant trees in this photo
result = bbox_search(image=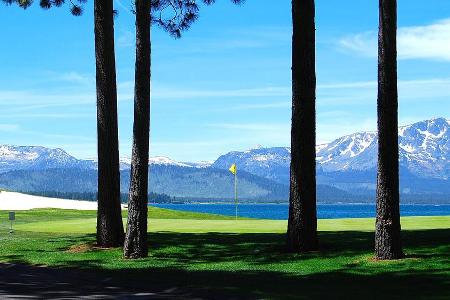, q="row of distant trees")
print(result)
[19,191,175,204]
[4,0,403,260]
